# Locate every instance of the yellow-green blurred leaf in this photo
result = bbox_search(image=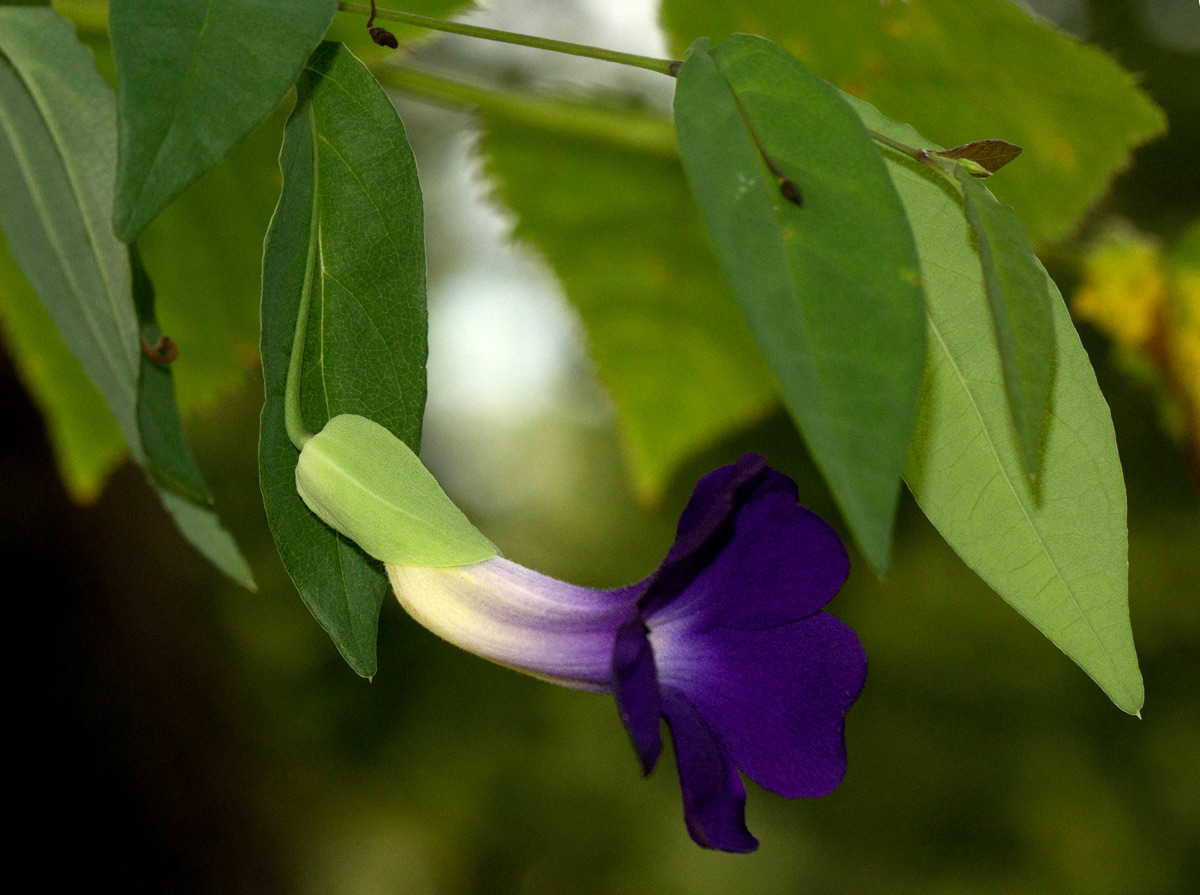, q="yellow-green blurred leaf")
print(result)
[661,0,1166,244]
[452,80,779,501]
[0,234,126,502]
[137,110,284,417]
